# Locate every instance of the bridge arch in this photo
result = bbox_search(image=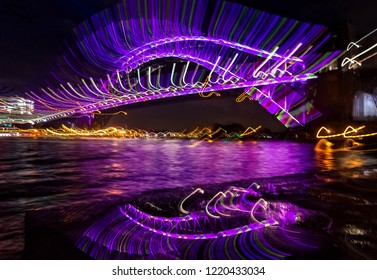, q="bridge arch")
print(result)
[25,0,341,127]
